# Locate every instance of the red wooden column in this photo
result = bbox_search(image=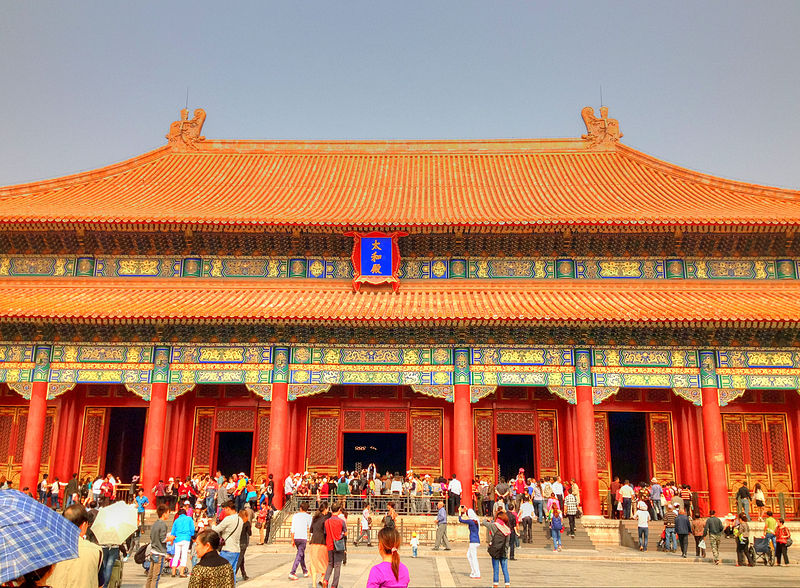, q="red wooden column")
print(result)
[141,346,171,508]
[453,348,474,508]
[574,348,601,516]
[19,345,53,494]
[699,350,729,515]
[266,347,290,508]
